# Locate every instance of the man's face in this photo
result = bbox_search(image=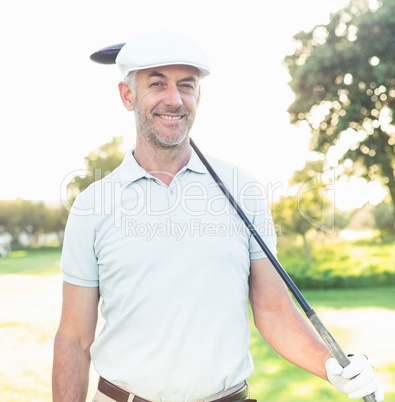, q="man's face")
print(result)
[132,65,201,148]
